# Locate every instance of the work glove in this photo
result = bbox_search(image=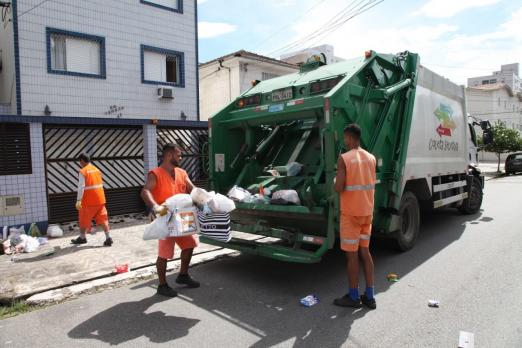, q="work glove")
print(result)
[75,201,82,211]
[153,204,168,217]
